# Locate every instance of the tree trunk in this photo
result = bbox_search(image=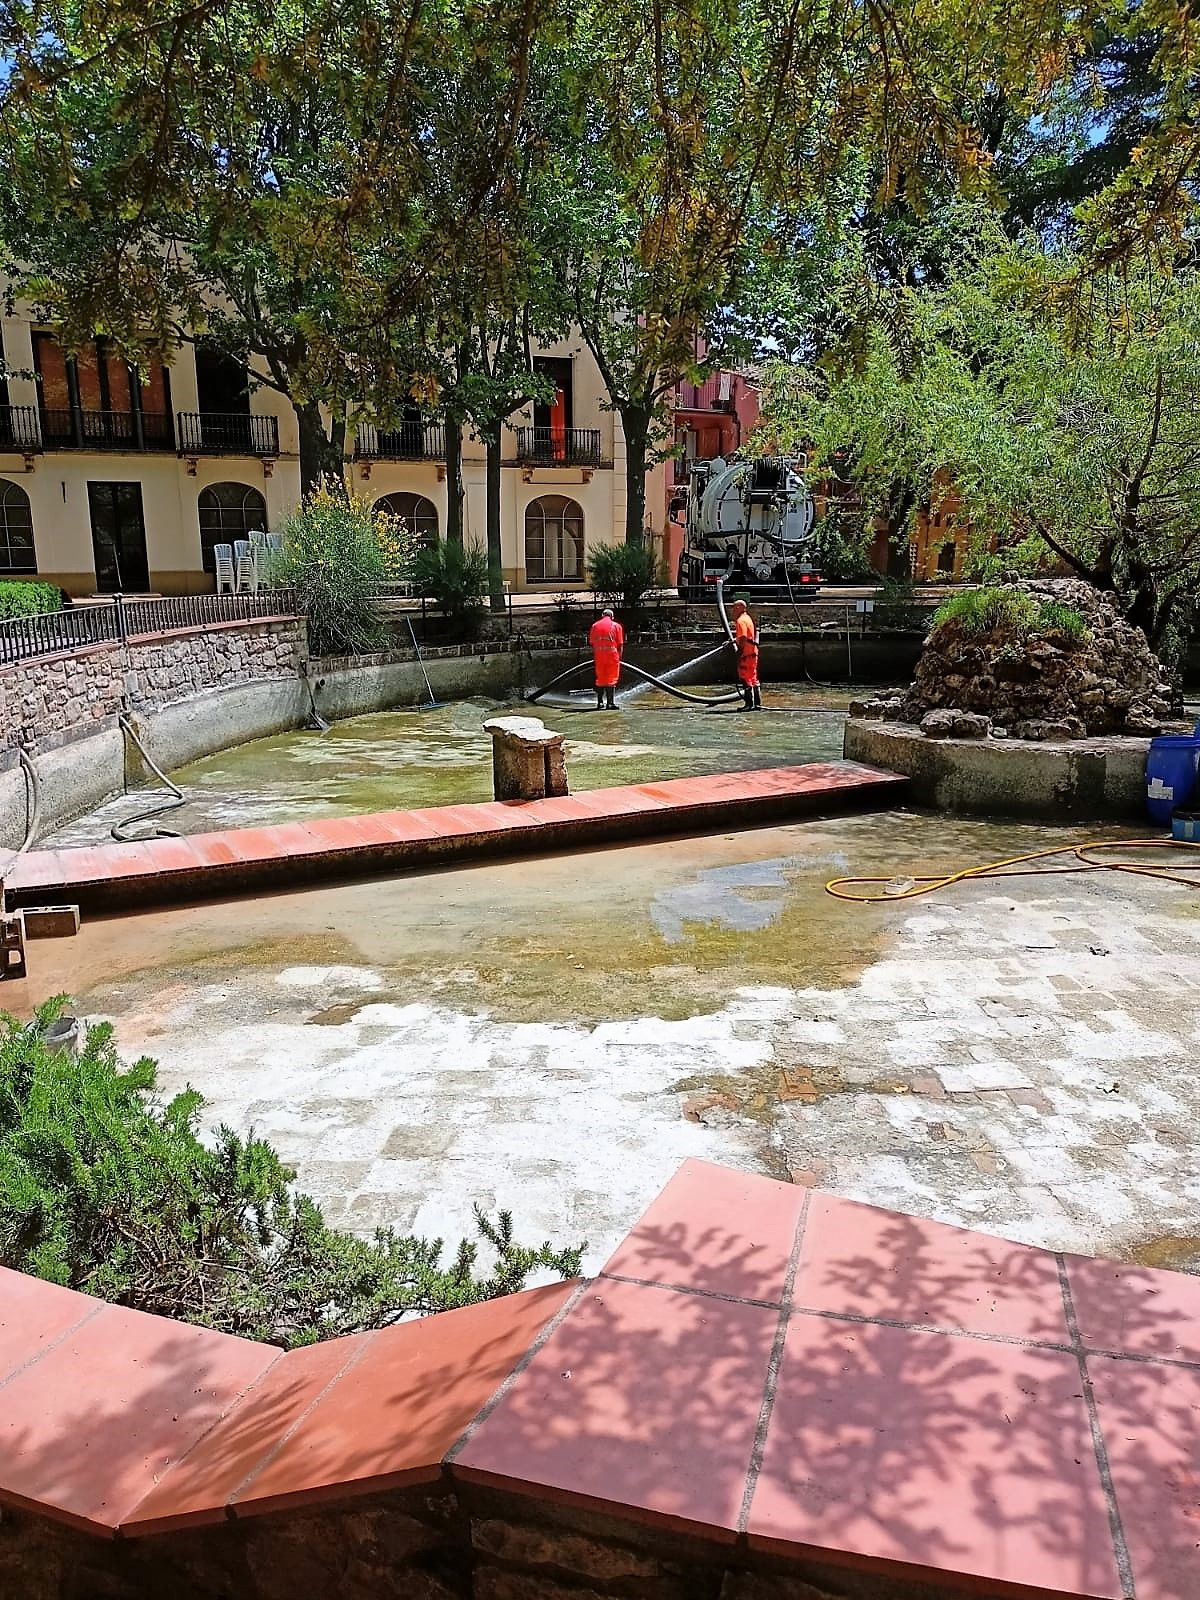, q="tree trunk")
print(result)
[296,403,346,497]
[620,404,652,546]
[483,423,505,612]
[445,417,464,545]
